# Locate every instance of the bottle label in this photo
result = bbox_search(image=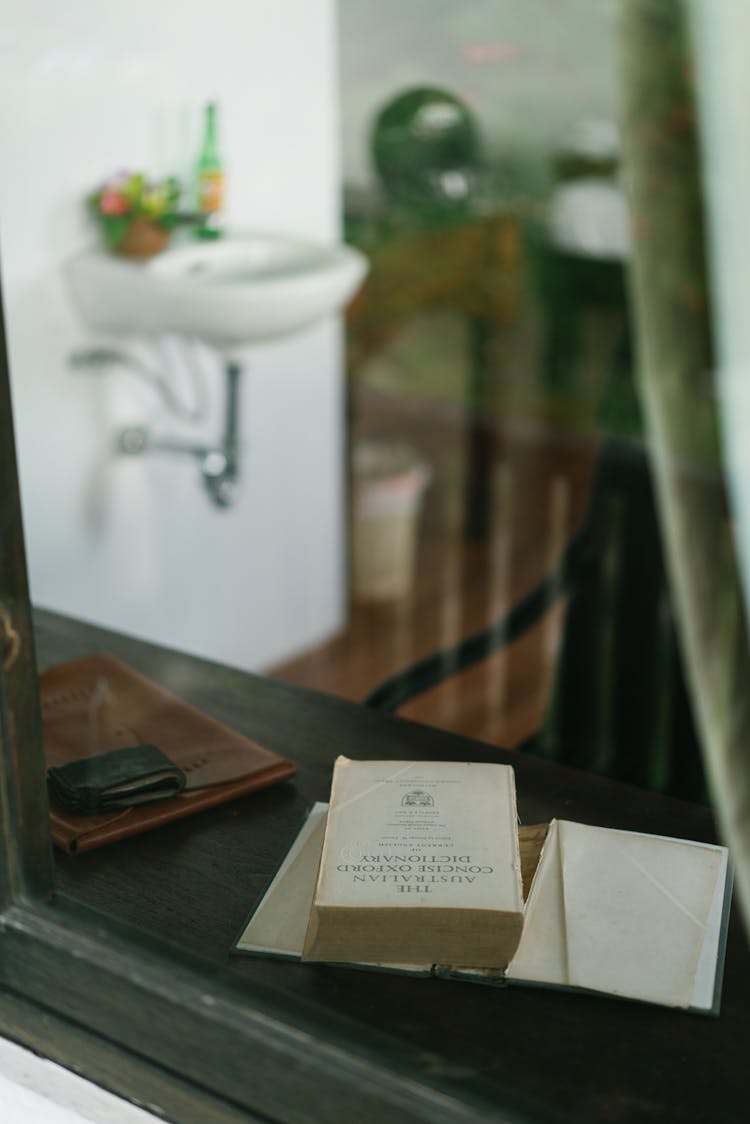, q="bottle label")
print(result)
[197,171,224,214]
